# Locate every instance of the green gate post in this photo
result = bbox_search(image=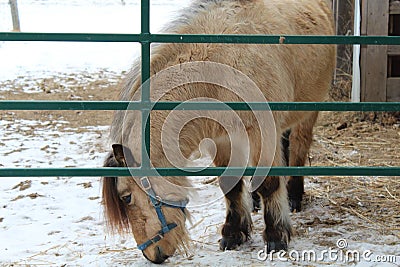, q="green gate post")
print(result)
[141,0,151,170]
